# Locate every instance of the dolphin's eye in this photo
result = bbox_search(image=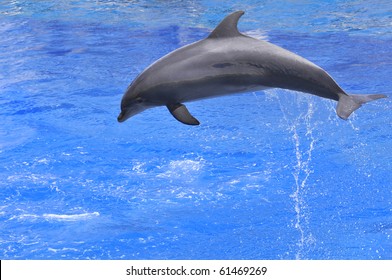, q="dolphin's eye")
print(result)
[136,97,143,104]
